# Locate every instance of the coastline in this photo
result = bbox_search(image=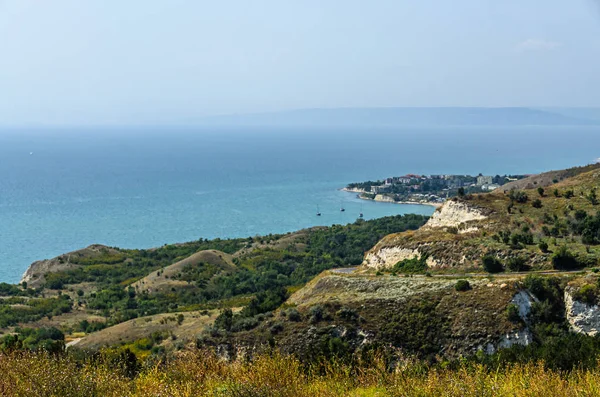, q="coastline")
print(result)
[341,188,443,209]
